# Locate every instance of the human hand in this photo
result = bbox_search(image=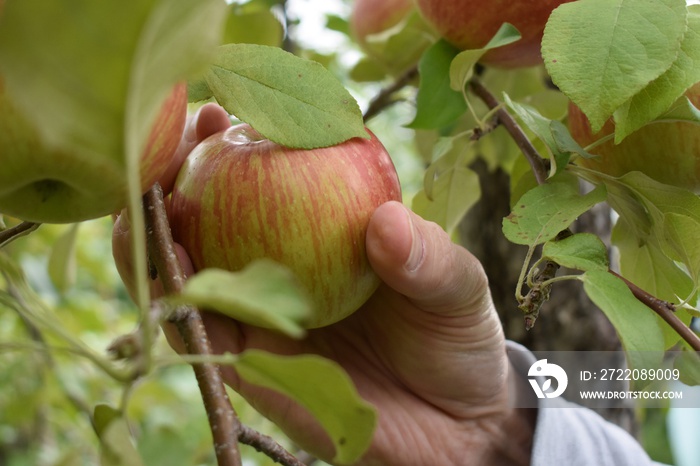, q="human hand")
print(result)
[112,104,536,466]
